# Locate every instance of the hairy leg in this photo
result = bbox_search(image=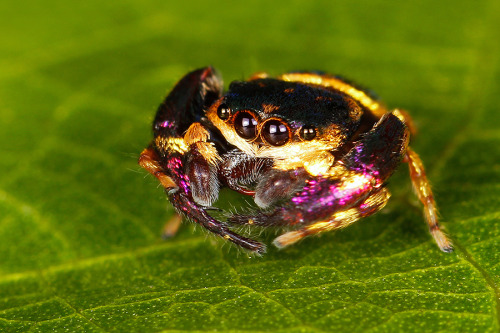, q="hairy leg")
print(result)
[141,68,266,253]
[404,147,453,252]
[273,188,391,248]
